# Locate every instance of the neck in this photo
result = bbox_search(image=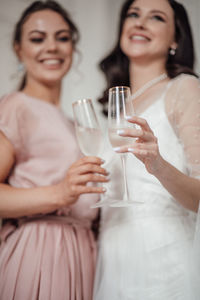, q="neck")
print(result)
[129,61,167,93]
[22,80,61,106]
